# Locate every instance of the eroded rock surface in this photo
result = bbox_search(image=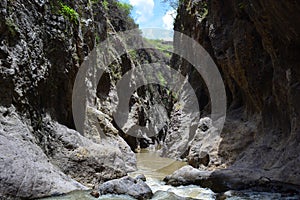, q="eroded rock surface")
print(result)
[0,0,147,198]
[165,0,300,190]
[0,107,88,199]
